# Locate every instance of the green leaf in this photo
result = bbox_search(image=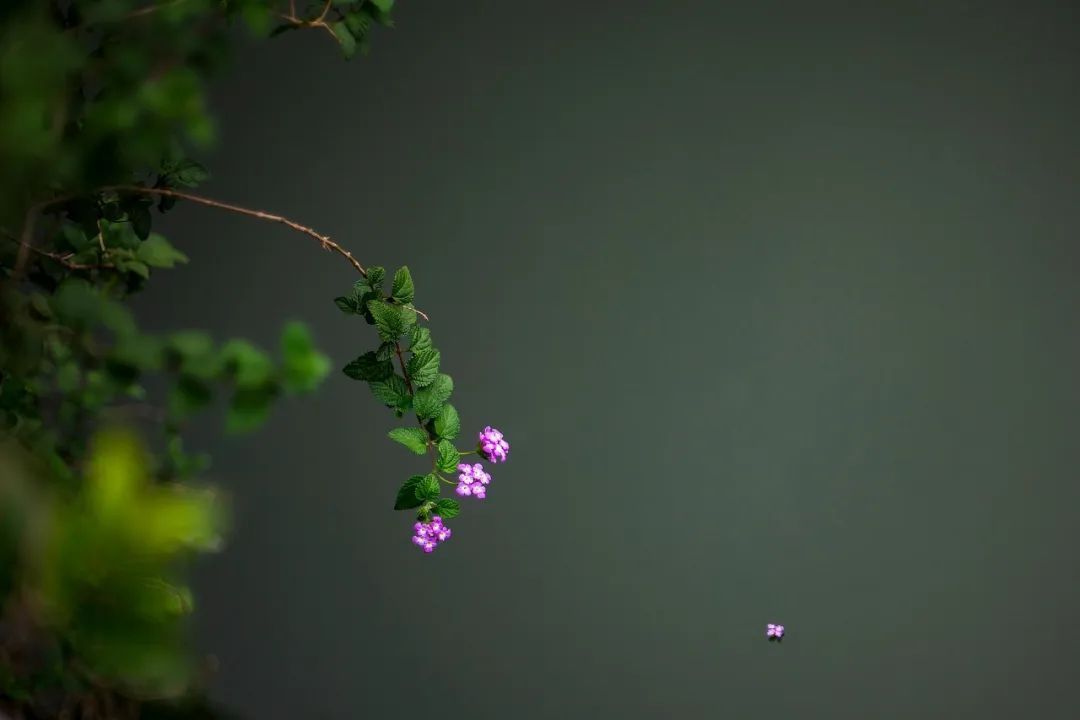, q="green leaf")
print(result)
[413,373,453,420]
[171,159,210,187]
[167,376,213,421]
[220,340,275,389]
[365,266,385,289]
[376,342,396,361]
[408,325,432,353]
[394,475,425,510]
[334,295,360,314]
[367,299,406,342]
[406,349,440,388]
[416,473,440,502]
[137,234,188,268]
[368,374,410,409]
[166,331,219,378]
[331,21,357,58]
[435,439,460,473]
[388,427,428,455]
[226,385,279,433]
[370,0,394,11]
[342,351,393,382]
[119,259,150,279]
[434,403,460,440]
[391,266,414,304]
[130,203,152,240]
[281,323,331,393]
[431,498,459,519]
